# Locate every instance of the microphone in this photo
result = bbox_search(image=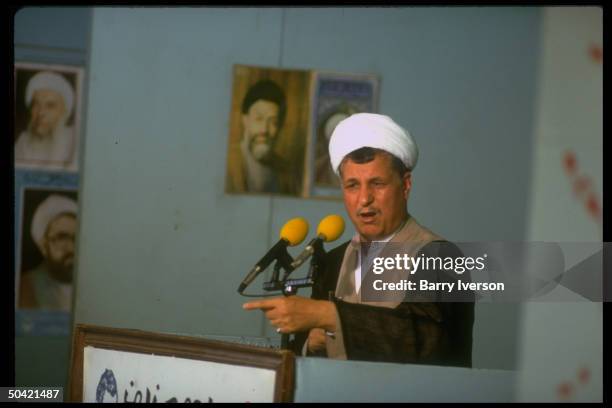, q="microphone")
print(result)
[290,215,345,269]
[237,217,309,293]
